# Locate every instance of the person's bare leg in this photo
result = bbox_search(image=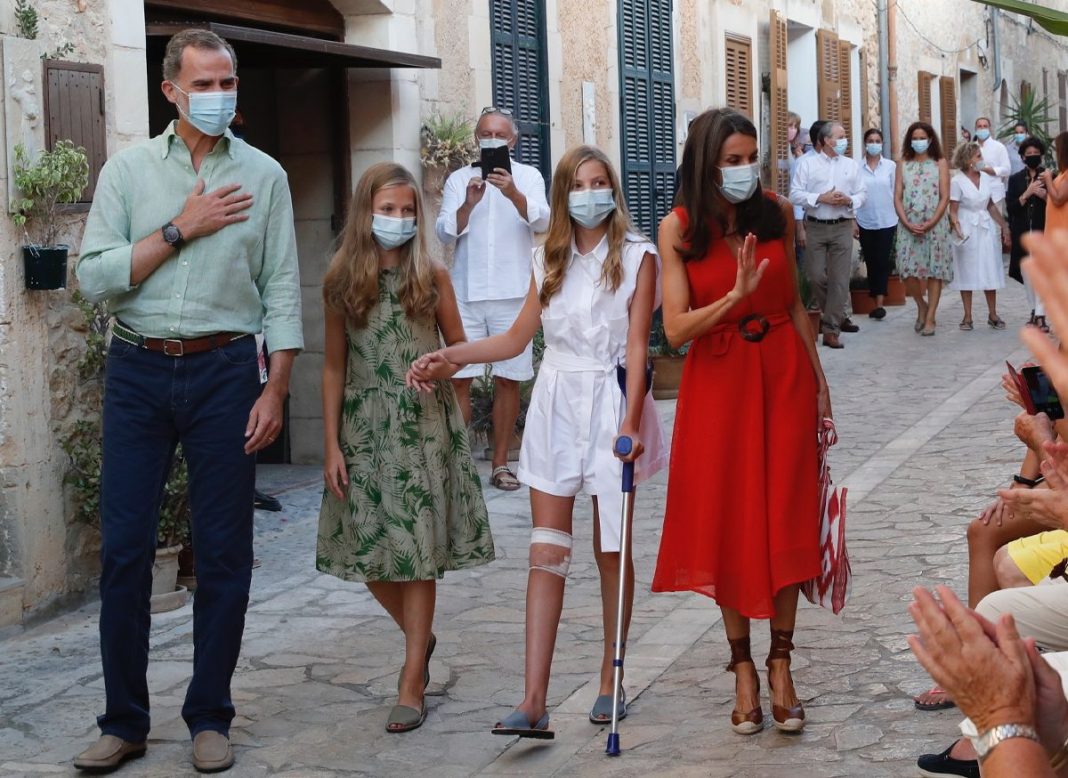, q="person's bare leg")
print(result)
[512,490,575,726]
[366,581,406,630]
[492,377,520,469]
[985,289,999,322]
[722,607,758,718]
[925,279,943,328]
[966,515,1045,606]
[390,580,435,726]
[906,276,927,323]
[960,290,973,324]
[452,377,474,426]
[592,497,634,699]
[767,584,801,712]
[993,545,1036,589]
